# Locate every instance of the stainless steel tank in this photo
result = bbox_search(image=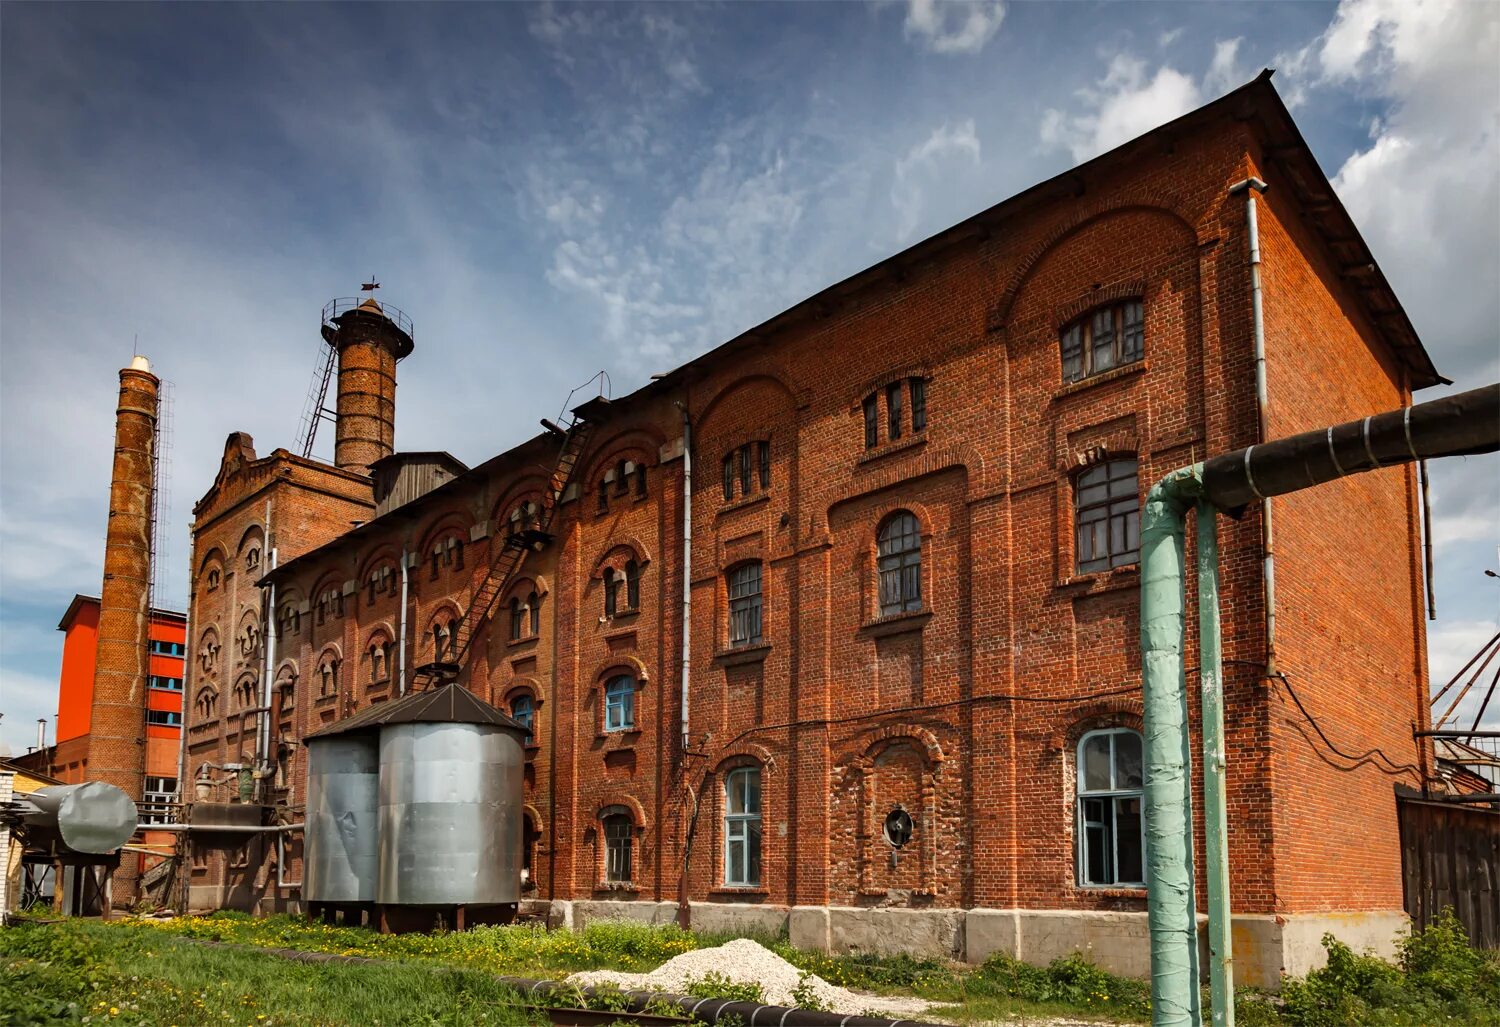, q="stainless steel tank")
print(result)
[376,721,525,906]
[304,734,380,903]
